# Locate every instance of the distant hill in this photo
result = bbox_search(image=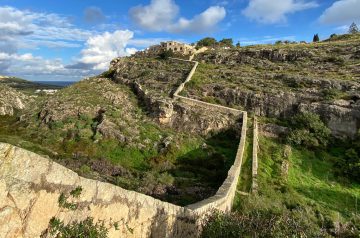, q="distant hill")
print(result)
[0,76,64,93]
